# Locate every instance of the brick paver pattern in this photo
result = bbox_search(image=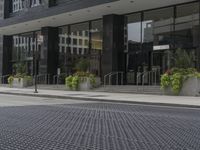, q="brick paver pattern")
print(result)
[0,102,200,150]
